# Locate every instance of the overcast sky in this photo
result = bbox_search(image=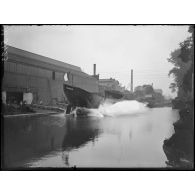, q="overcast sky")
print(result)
[4,25,190,97]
